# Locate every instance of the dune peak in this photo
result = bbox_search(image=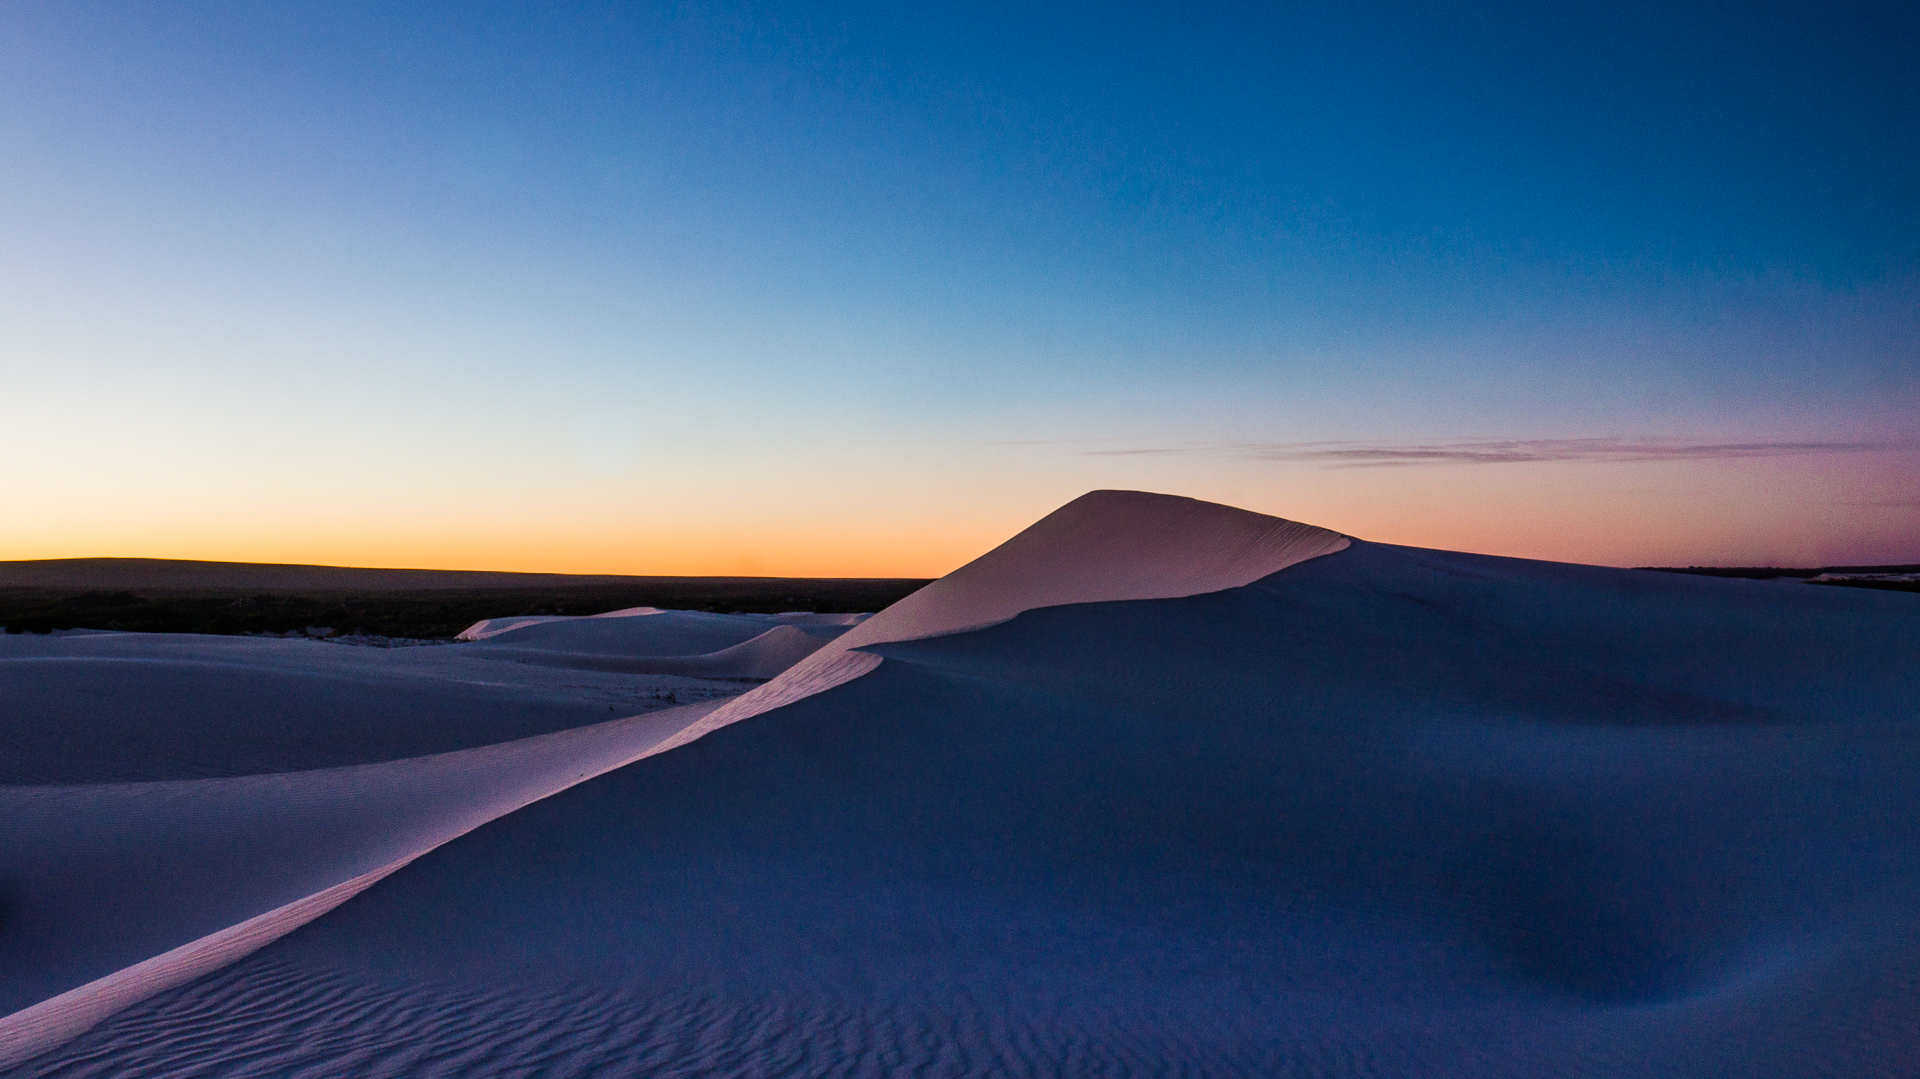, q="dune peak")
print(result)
[660,491,1349,748]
